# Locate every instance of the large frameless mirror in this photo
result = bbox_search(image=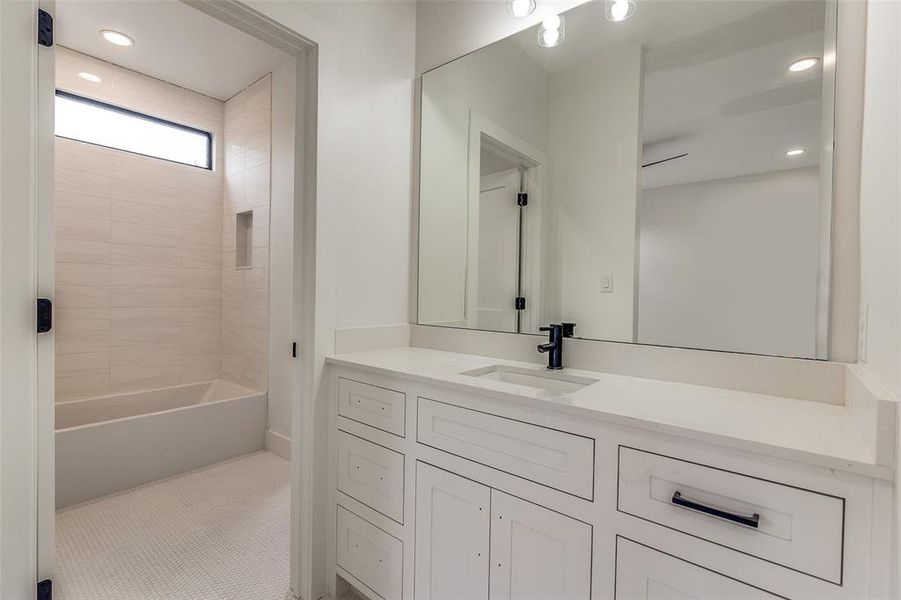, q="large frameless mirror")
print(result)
[418,0,836,359]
